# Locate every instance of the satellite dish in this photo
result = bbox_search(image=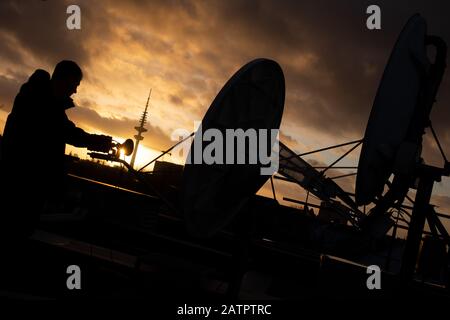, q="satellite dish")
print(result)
[182,59,285,237]
[355,14,430,206]
[354,14,448,278]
